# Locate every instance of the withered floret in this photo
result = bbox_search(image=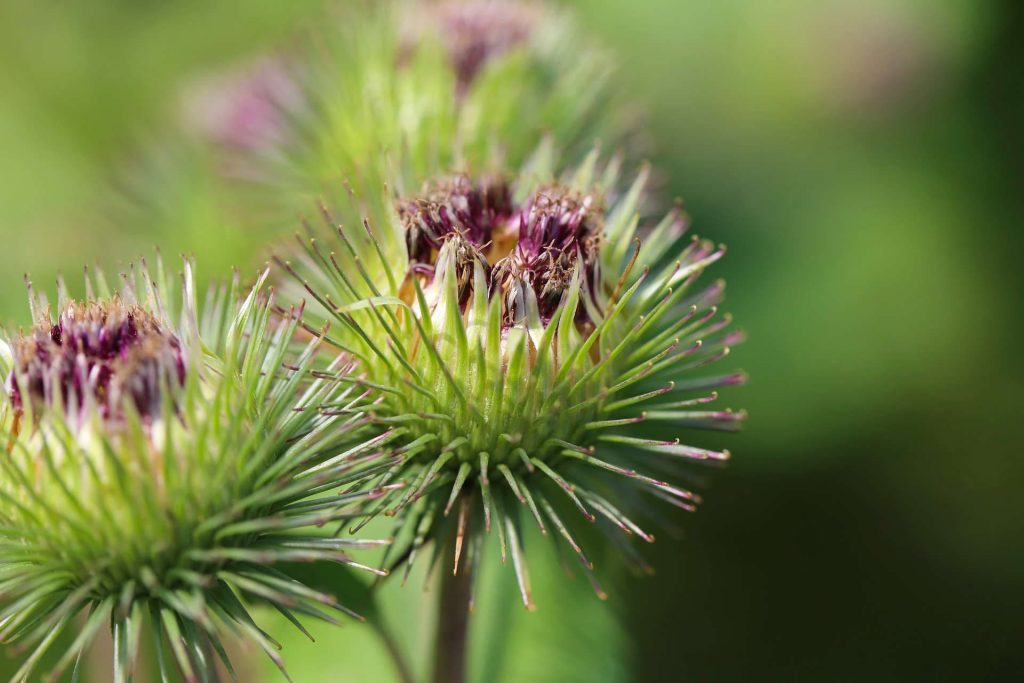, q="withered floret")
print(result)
[399,175,515,303]
[494,185,603,322]
[399,178,603,323]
